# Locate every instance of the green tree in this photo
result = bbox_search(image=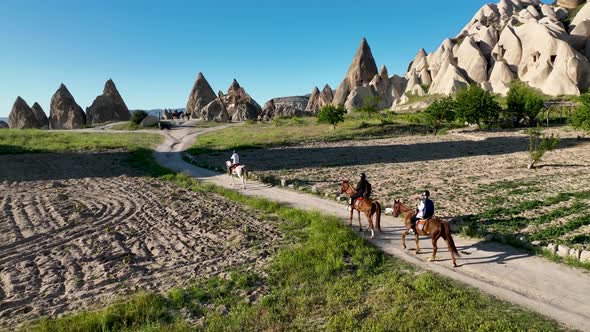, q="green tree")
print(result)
[570,94,590,132]
[131,110,148,125]
[455,85,501,128]
[527,125,559,169]
[317,105,347,130]
[357,95,381,118]
[507,81,545,126]
[424,96,456,134]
